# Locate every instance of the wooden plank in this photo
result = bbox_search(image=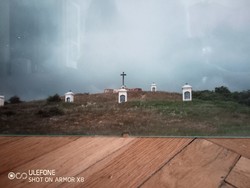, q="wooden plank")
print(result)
[141,139,239,188]
[208,138,250,159]
[73,138,192,188]
[57,137,139,188]
[226,157,250,188]
[0,137,134,188]
[220,182,236,188]
[0,136,78,174]
[0,136,24,145]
